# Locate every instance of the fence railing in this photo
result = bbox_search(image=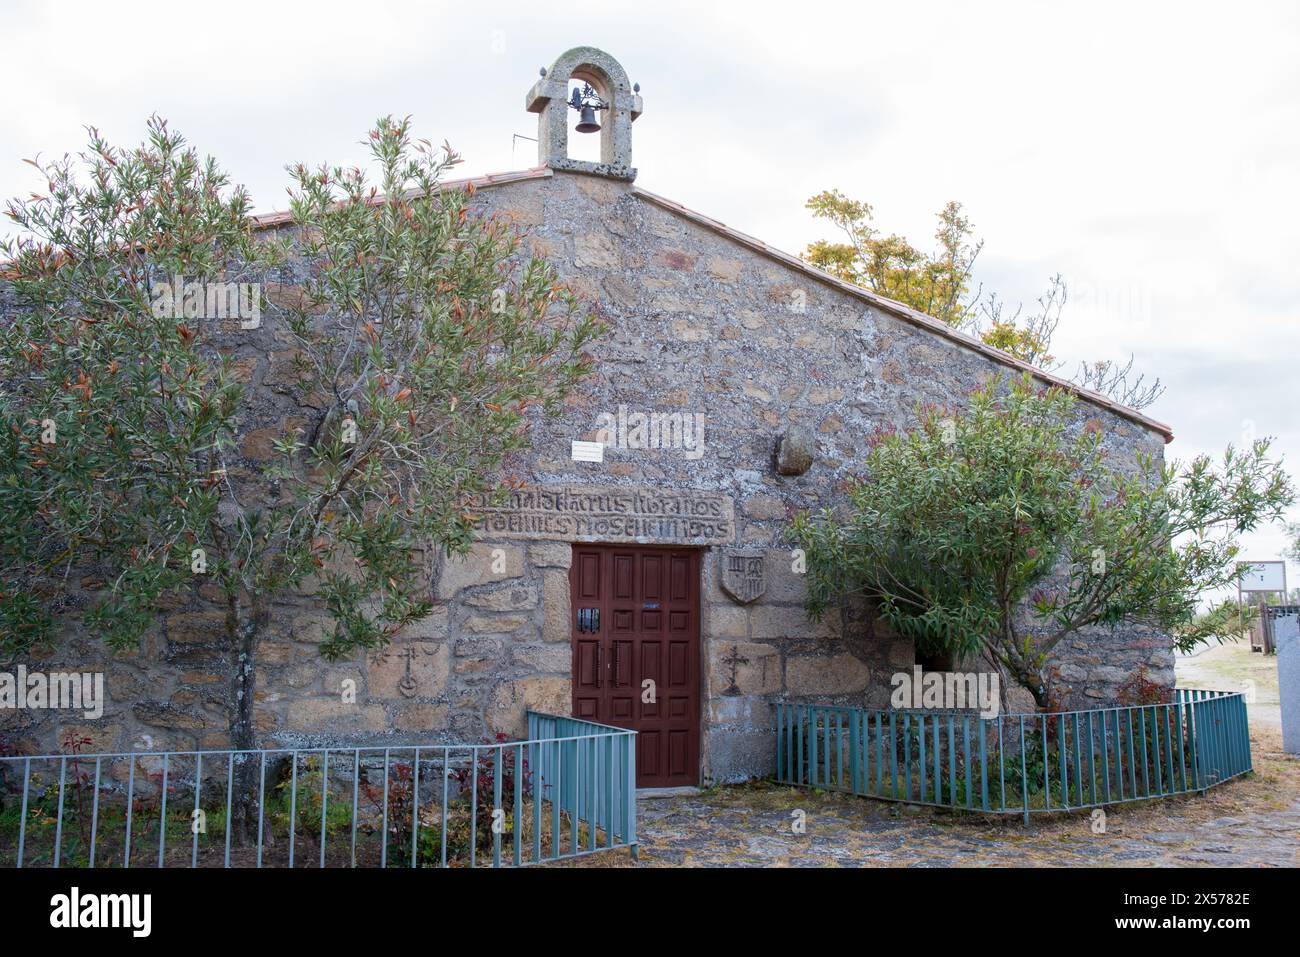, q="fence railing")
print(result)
[0,711,637,868]
[527,712,637,859]
[774,689,1251,823]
